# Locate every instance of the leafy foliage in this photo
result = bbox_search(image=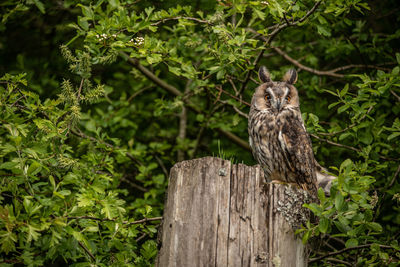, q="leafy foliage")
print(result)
[1,0,400,266]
